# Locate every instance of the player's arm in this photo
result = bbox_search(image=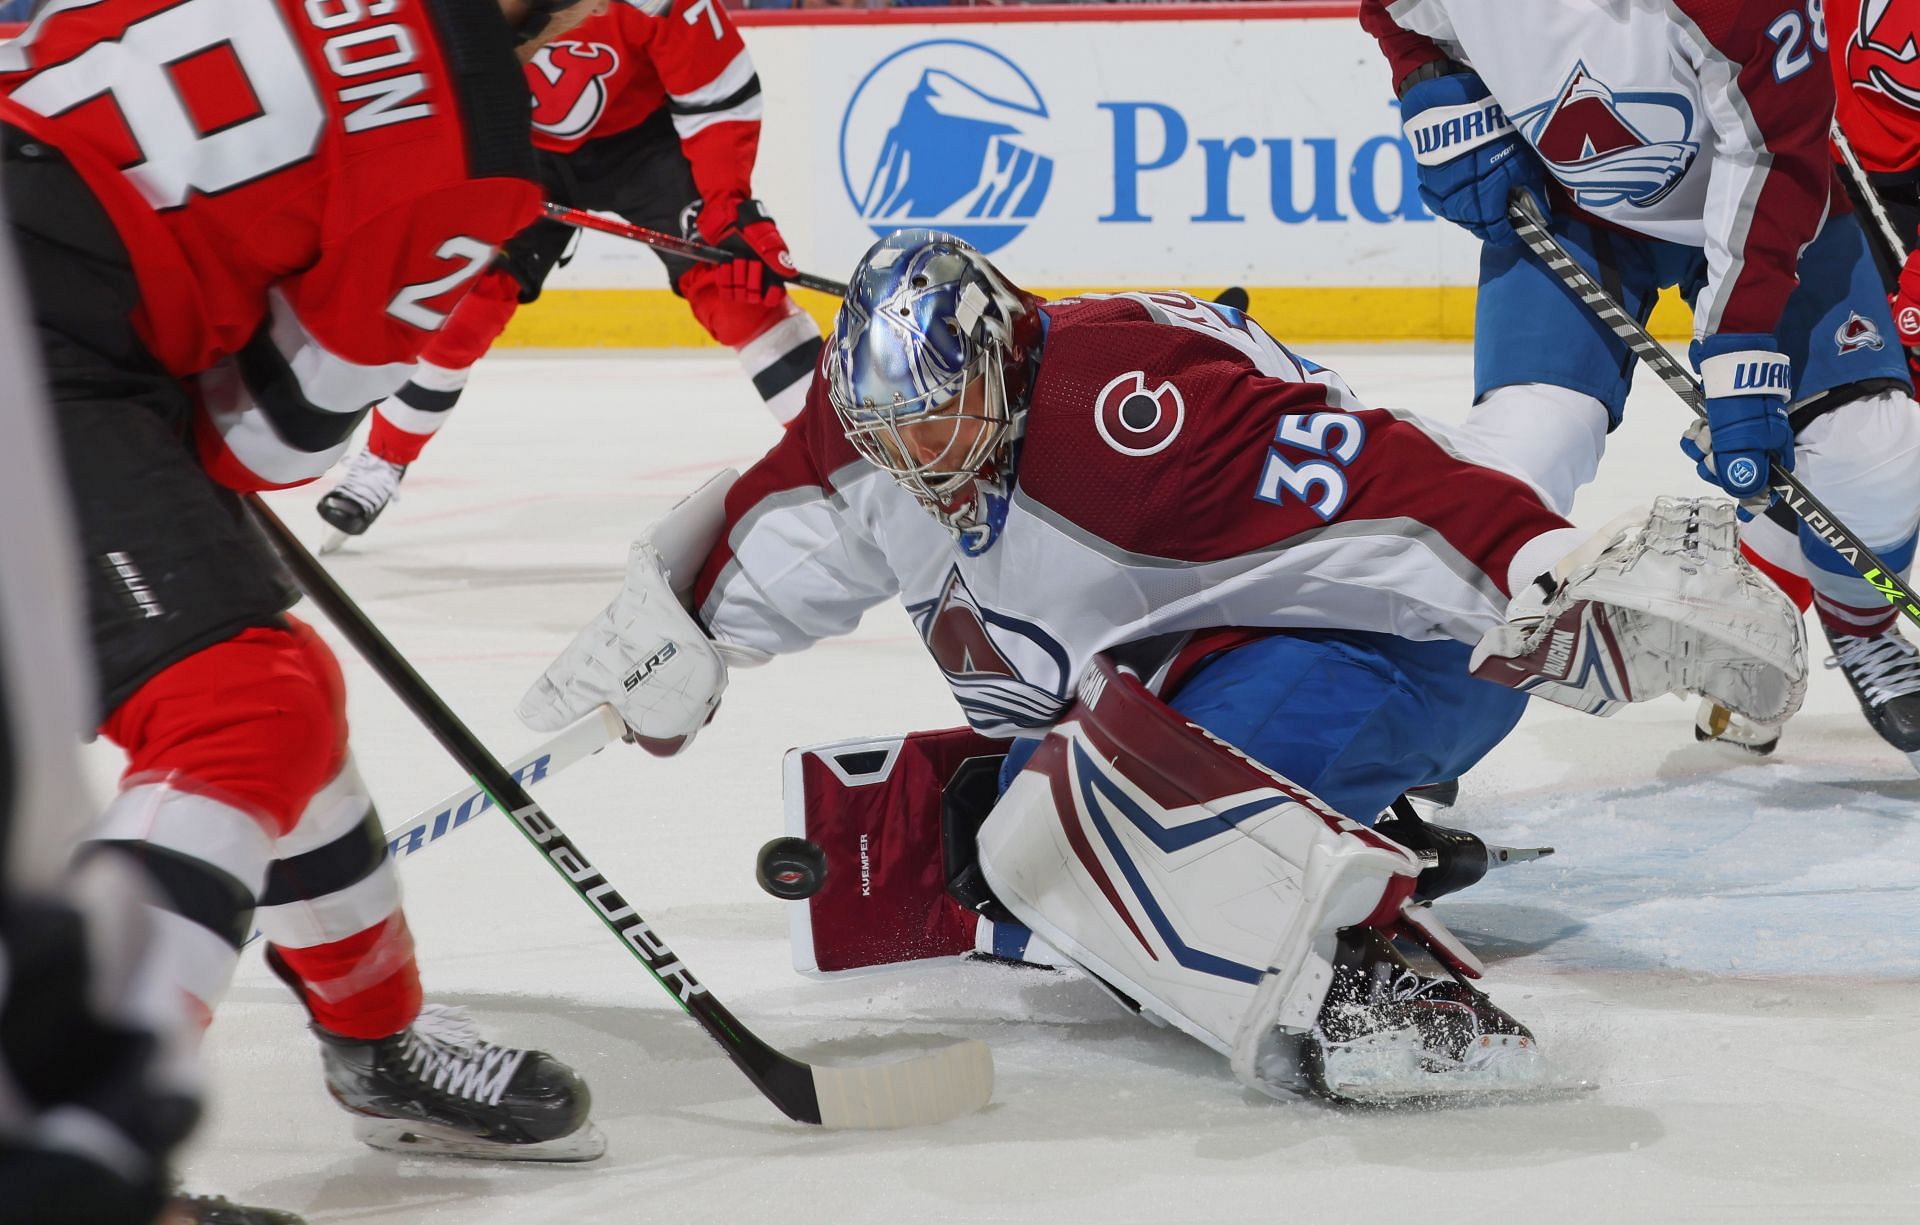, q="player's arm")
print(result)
[644,0,797,301]
[193,182,539,492]
[1677,0,1837,499]
[1356,0,1455,90]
